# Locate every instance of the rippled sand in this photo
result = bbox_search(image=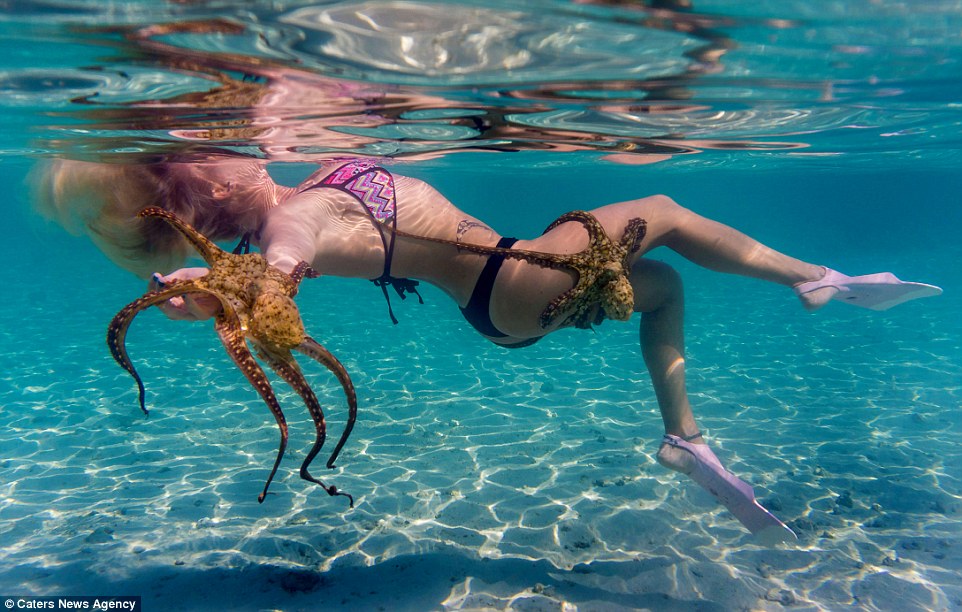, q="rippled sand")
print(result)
[1,232,959,612]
